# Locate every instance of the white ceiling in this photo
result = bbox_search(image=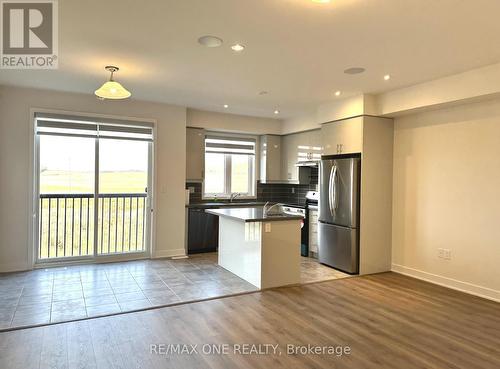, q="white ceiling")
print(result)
[2,0,500,119]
